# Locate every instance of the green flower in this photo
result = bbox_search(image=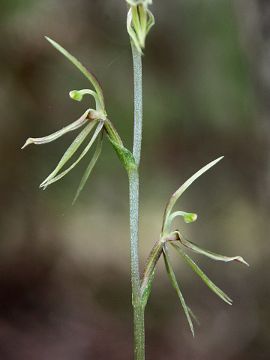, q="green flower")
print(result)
[141,157,249,336]
[126,0,155,53]
[22,97,105,201]
[22,38,136,203]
